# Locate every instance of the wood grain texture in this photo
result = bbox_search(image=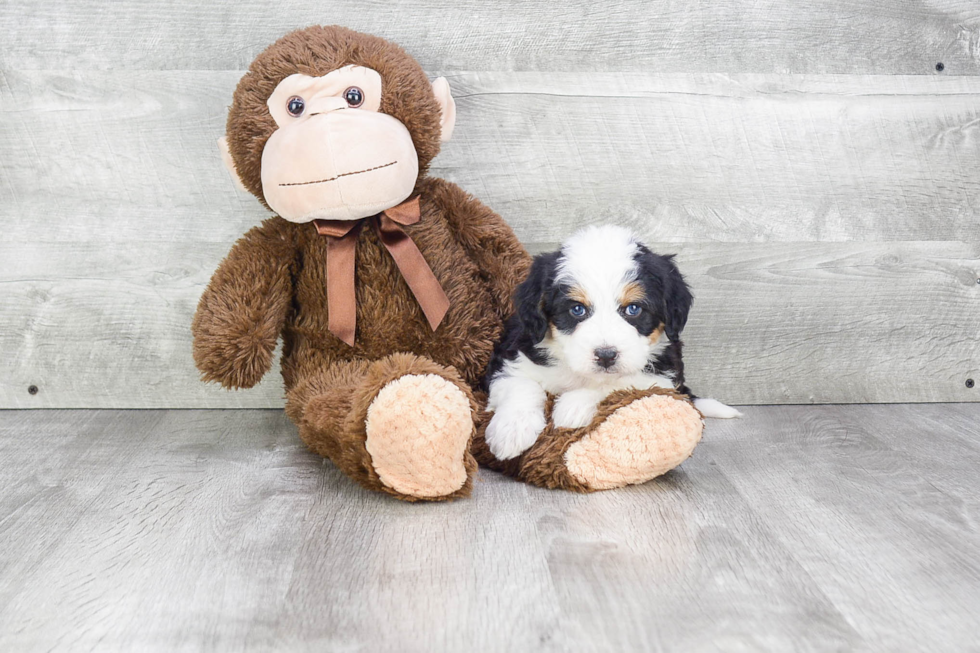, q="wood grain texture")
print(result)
[3,70,979,244]
[1,405,979,651]
[2,11,979,408]
[2,240,976,408]
[709,405,980,650]
[0,239,287,409]
[2,0,979,74]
